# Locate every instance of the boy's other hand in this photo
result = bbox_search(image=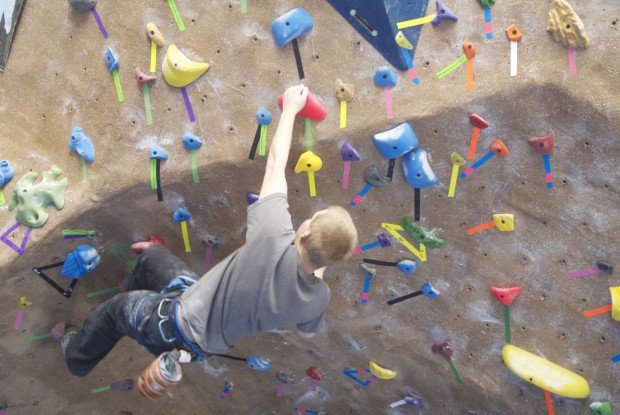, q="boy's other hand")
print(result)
[282,84,309,115]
